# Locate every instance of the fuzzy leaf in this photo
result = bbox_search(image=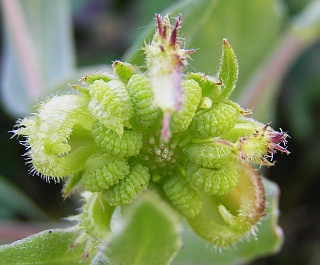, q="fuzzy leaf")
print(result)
[0,228,90,265]
[92,193,182,265]
[218,39,238,99]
